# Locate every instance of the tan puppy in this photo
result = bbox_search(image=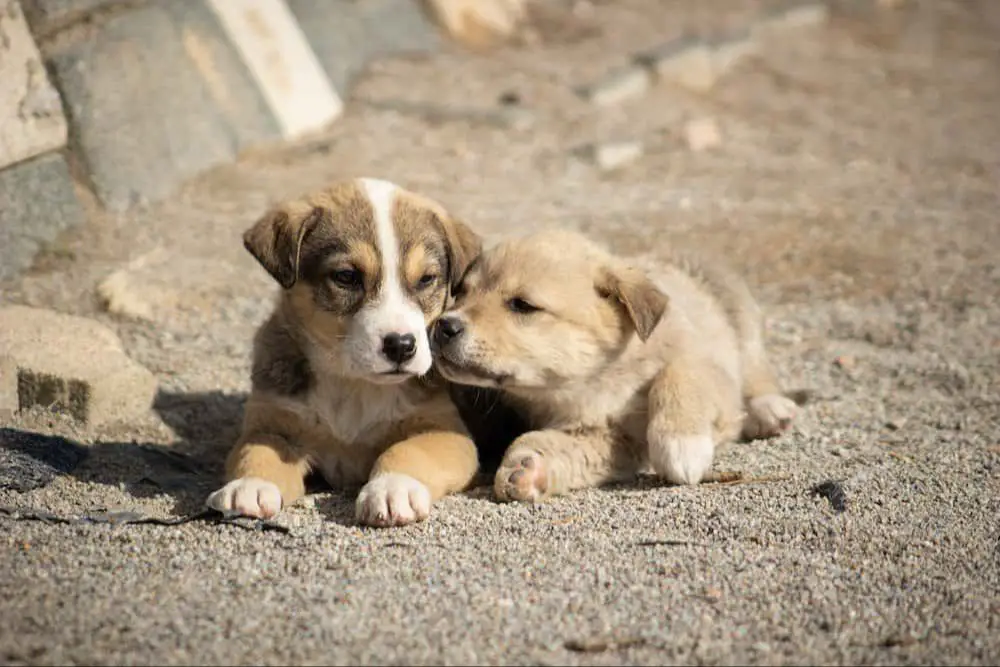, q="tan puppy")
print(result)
[432,229,797,502]
[206,178,482,526]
